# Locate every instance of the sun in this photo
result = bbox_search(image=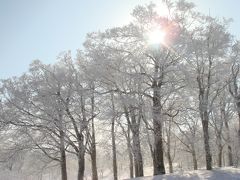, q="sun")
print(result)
[147,28,166,45]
